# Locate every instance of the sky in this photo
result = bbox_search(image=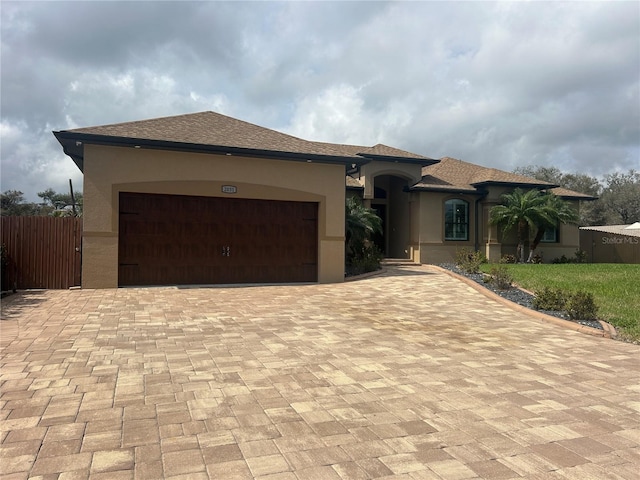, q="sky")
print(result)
[1,1,639,201]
